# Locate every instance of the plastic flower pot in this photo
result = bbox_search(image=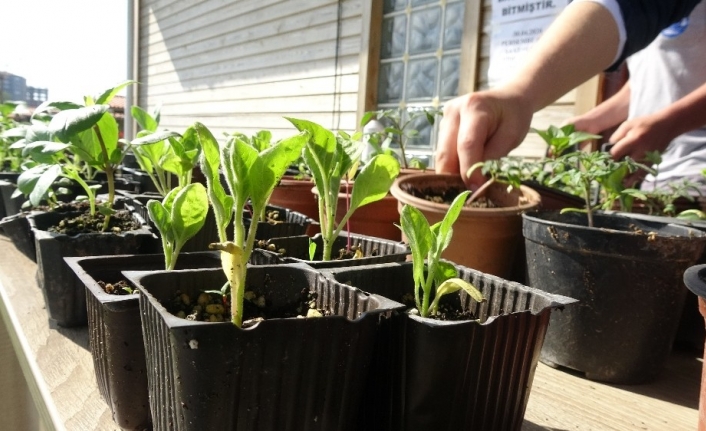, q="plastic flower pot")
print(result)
[29,204,154,327]
[322,261,575,431]
[683,264,706,431]
[390,173,541,279]
[125,264,401,431]
[65,251,222,430]
[524,210,706,384]
[260,231,410,269]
